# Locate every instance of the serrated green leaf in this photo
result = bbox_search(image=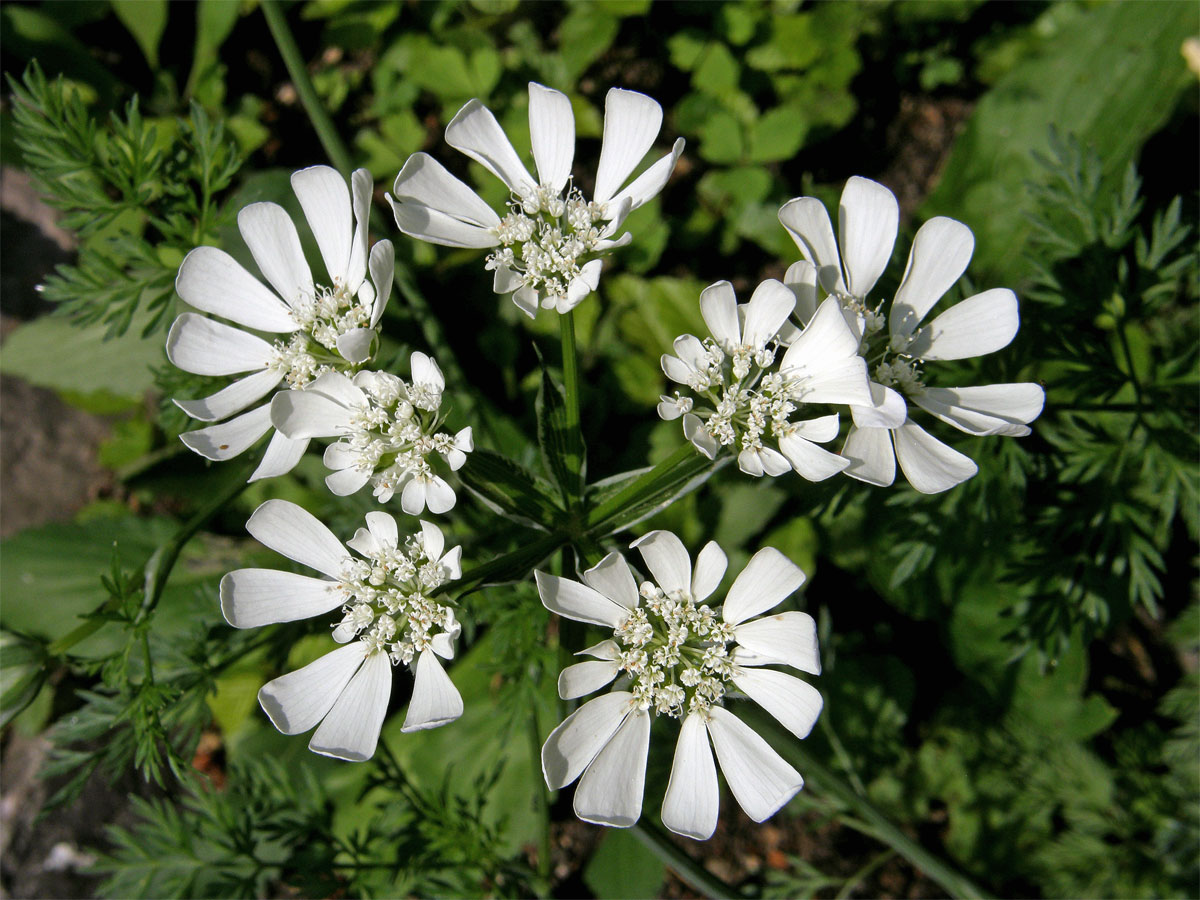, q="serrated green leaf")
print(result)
[457,449,563,524]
